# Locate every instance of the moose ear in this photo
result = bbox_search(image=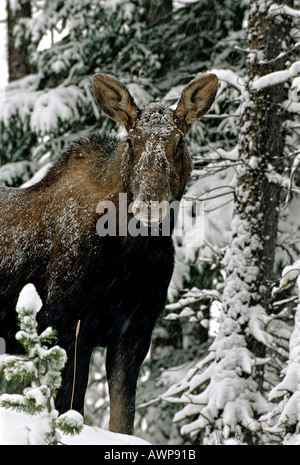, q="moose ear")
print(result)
[92,74,140,131]
[175,74,218,132]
